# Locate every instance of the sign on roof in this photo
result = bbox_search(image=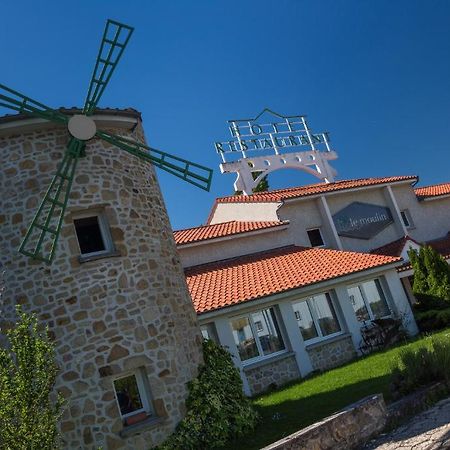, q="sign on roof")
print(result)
[214,109,338,195]
[214,108,331,160]
[333,202,394,240]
